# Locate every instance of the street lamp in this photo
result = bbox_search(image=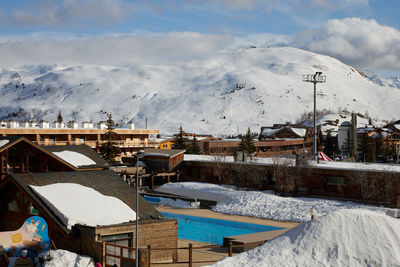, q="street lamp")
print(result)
[135,150,144,267]
[302,72,326,161]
